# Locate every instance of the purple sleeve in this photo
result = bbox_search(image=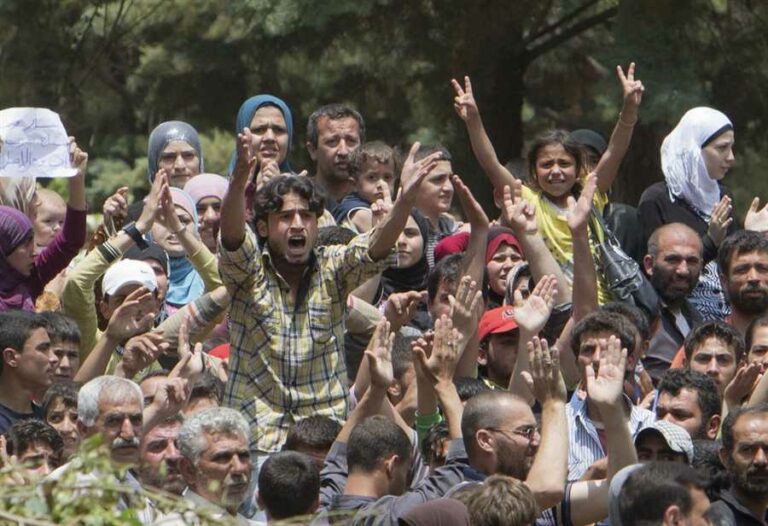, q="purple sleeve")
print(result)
[29,206,87,295]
